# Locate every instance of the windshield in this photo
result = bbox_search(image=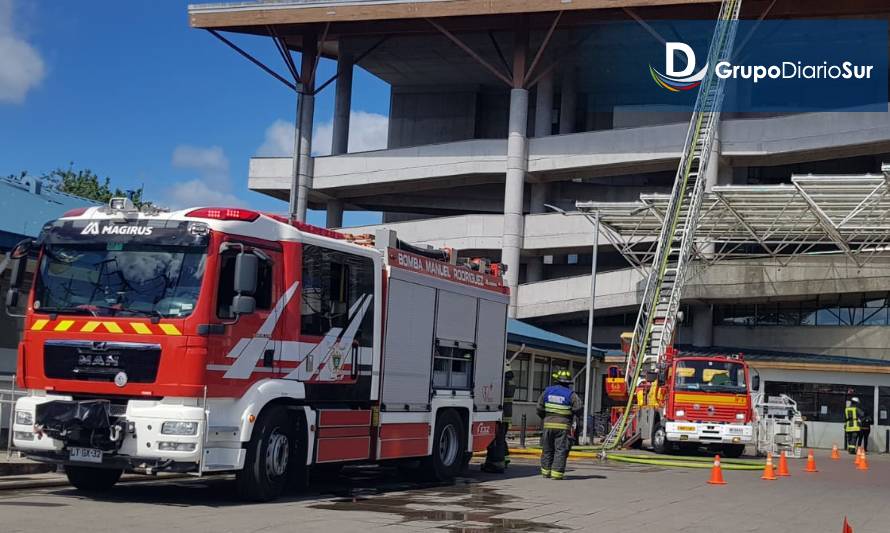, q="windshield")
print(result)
[674,360,746,393]
[33,243,207,318]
